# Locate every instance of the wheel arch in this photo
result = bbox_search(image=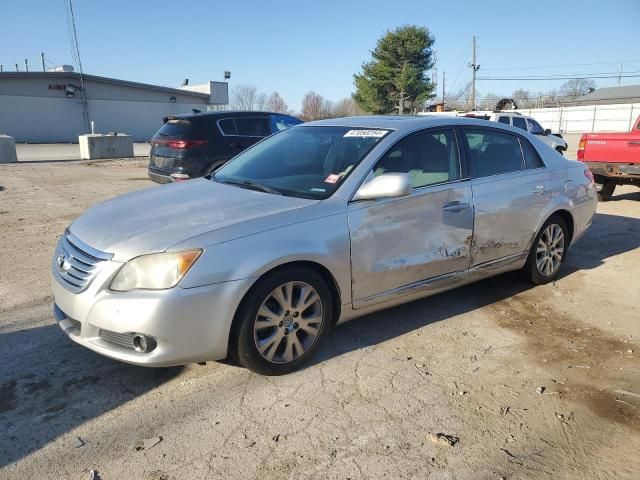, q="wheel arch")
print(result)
[551,209,575,246]
[226,260,343,361]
